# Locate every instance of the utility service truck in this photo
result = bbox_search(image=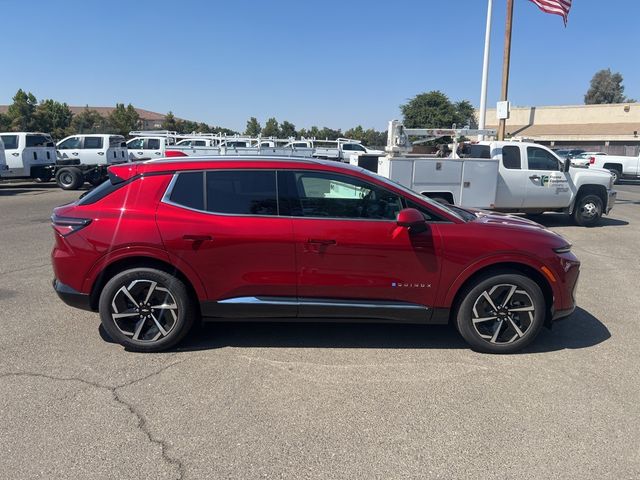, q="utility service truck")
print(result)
[350,121,616,227]
[0,132,56,181]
